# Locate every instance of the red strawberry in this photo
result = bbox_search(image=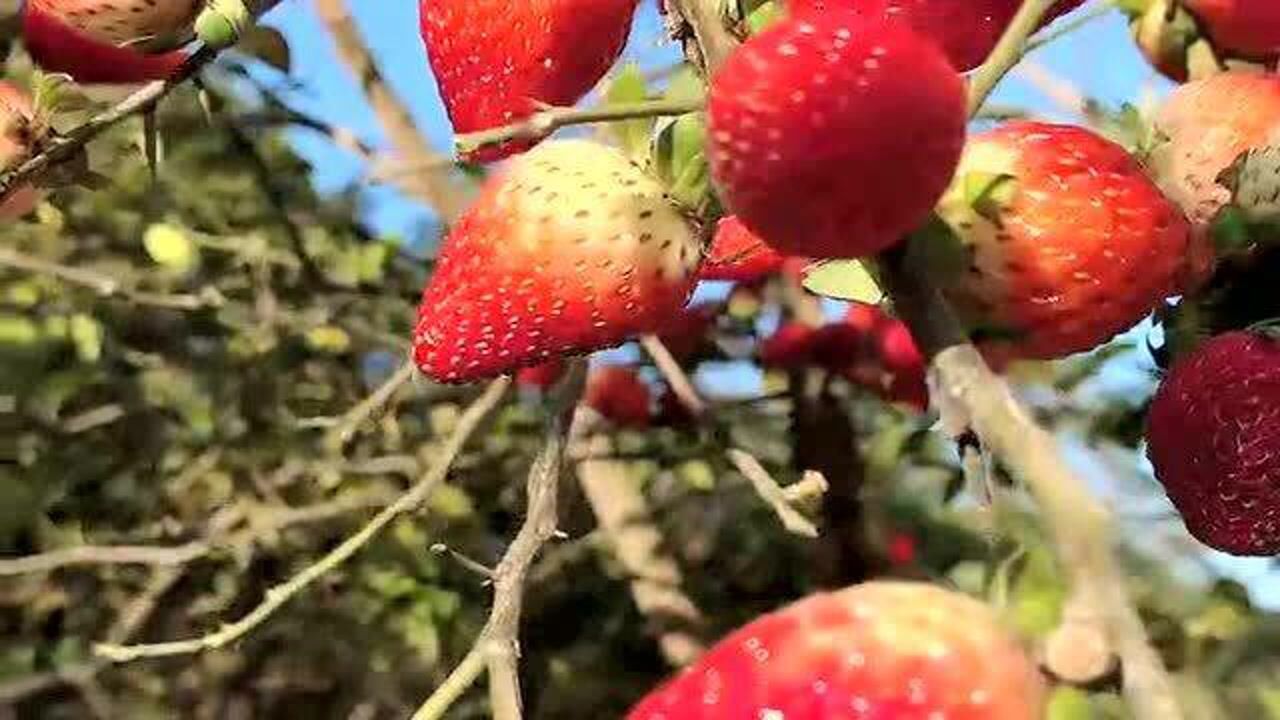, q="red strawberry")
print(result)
[827,304,928,410]
[1184,0,1280,60]
[419,0,638,162]
[707,9,966,260]
[585,366,651,428]
[23,0,197,84]
[937,122,1190,363]
[700,216,787,283]
[627,581,1046,720]
[516,359,567,390]
[0,83,43,220]
[760,322,819,369]
[886,532,918,566]
[788,0,1085,71]
[658,302,722,360]
[1150,72,1280,286]
[413,140,700,383]
[1147,330,1280,555]
[876,320,929,410]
